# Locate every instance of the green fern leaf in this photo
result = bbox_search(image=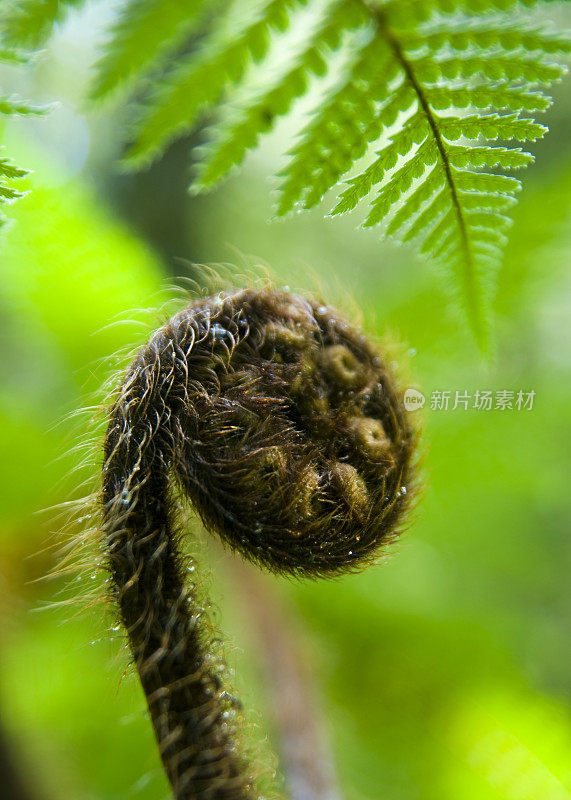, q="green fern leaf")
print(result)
[192,0,363,193]
[452,169,522,195]
[386,165,445,235]
[0,11,52,232]
[3,0,567,345]
[413,52,567,84]
[401,186,449,242]
[126,0,310,166]
[407,22,571,57]
[0,47,29,64]
[0,154,30,227]
[330,125,435,216]
[90,0,212,100]
[438,113,547,141]
[457,190,518,212]
[0,95,47,116]
[362,144,440,227]
[446,144,534,169]
[0,0,87,47]
[425,85,553,112]
[278,75,416,215]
